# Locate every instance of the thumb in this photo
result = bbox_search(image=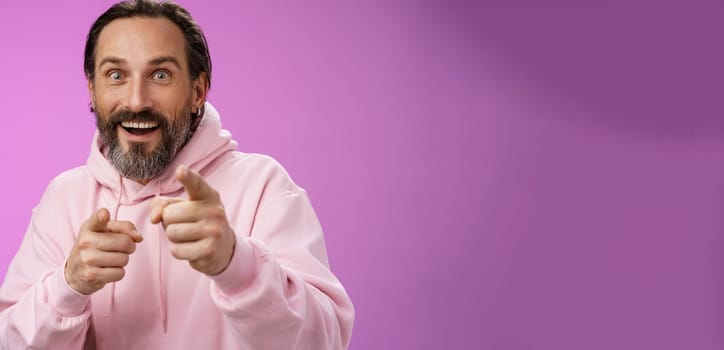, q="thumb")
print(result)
[149,196,184,224]
[85,208,110,232]
[175,165,217,201]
